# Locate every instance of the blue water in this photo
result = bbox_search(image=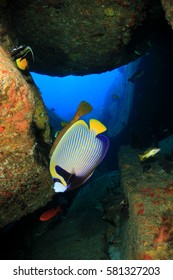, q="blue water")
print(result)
[31,68,123,121]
